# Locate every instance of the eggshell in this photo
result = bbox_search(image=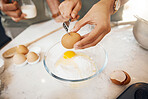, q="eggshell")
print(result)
[27,52,39,63]
[16,45,29,55]
[110,70,126,85]
[123,71,131,85]
[13,53,27,65]
[27,55,40,64]
[110,70,131,85]
[61,32,81,49]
